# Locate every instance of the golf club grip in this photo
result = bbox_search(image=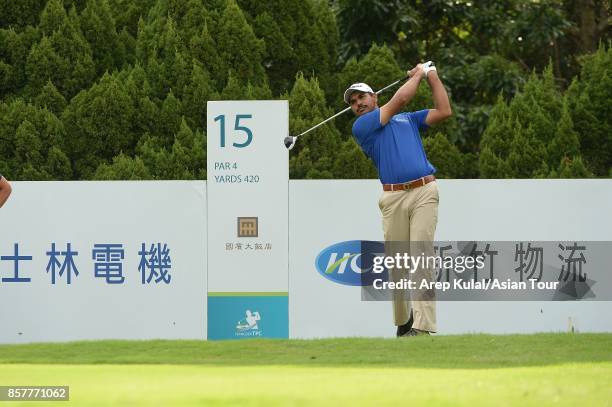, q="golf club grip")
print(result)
[376,63,434,94]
